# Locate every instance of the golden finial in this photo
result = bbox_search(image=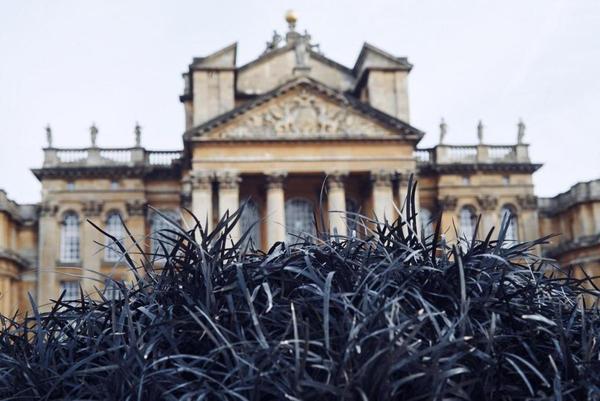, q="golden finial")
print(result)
[285,10,297,30]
